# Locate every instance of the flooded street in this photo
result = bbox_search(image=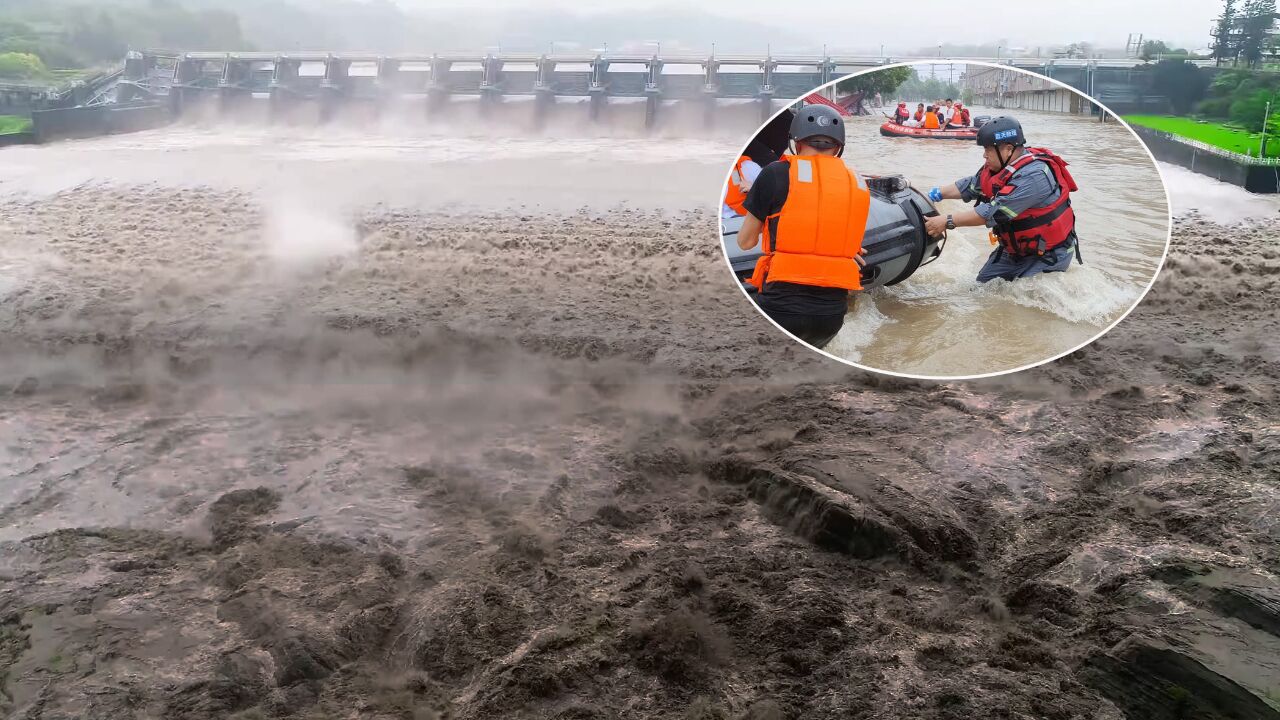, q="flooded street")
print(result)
[826,107,1170,377]
[1,108,1278,720]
